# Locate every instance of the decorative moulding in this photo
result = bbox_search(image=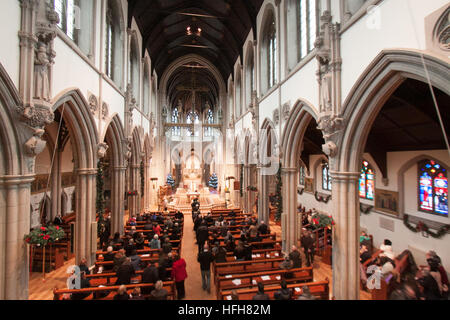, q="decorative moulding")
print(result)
[314,191,332,203]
